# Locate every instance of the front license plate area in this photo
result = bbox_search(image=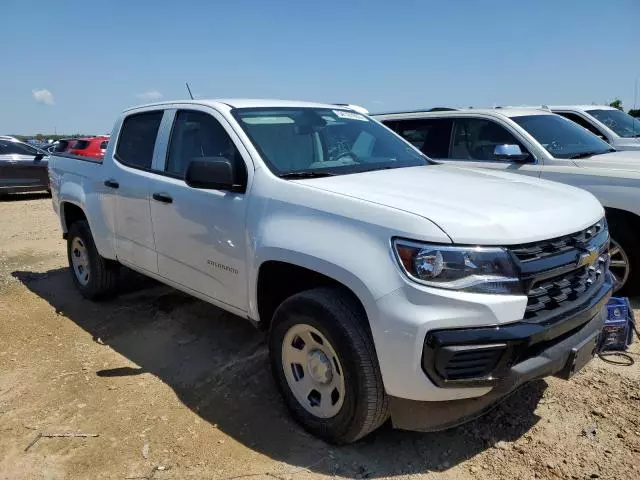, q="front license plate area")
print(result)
[557,331,599,380]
